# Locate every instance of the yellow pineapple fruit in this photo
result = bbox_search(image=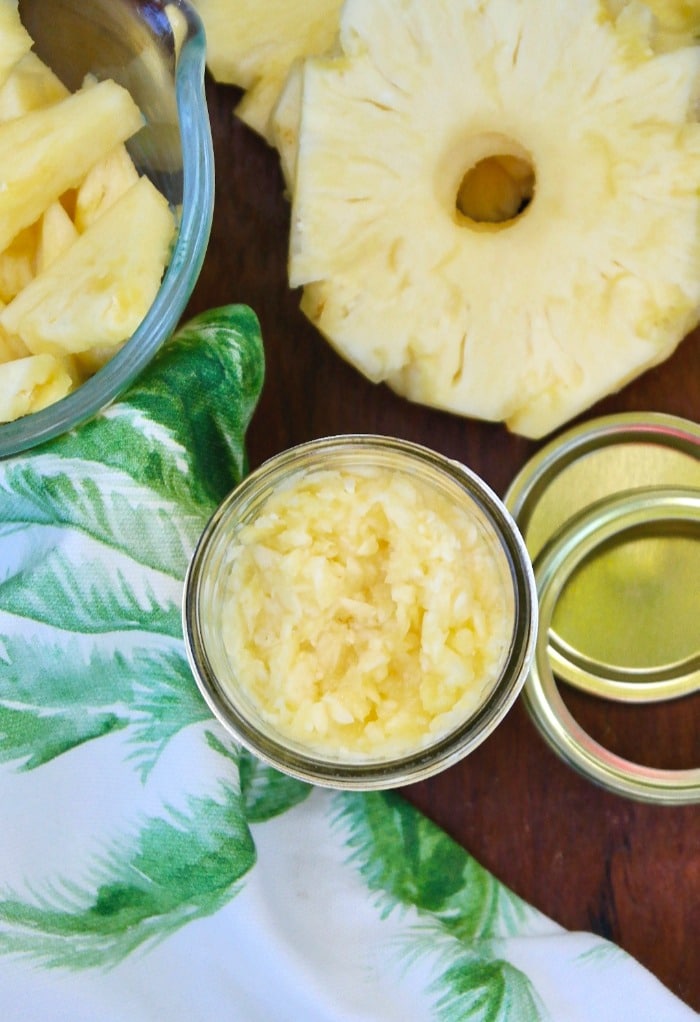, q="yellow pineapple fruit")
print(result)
[0,15,176,423]
[0,220,37,302]
[73,344,124,378]
[0,50,68,120]
[0,200,78,309]
[0,175,176,355]
[73,143,140,232]
[270,60,304,192]
[0,77,143,252]
[0,0,32,90]
[36,200,79,272]
[0,300,28,360]
[191,0,343,142]
[0,352,73,421]
[605,0,700,49]
[288,0,700,438]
